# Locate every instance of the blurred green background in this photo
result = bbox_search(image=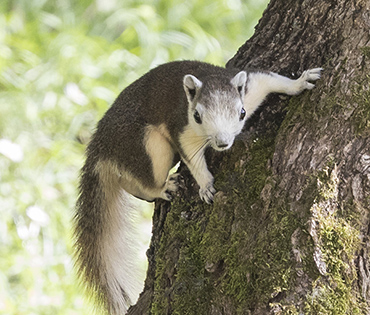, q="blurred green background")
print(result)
[0,0,268,313]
